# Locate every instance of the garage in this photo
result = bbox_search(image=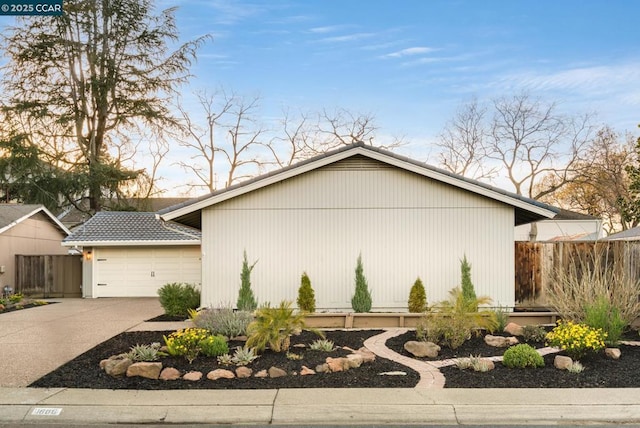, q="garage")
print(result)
[62,211,202,298]
[93,246,201,297]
